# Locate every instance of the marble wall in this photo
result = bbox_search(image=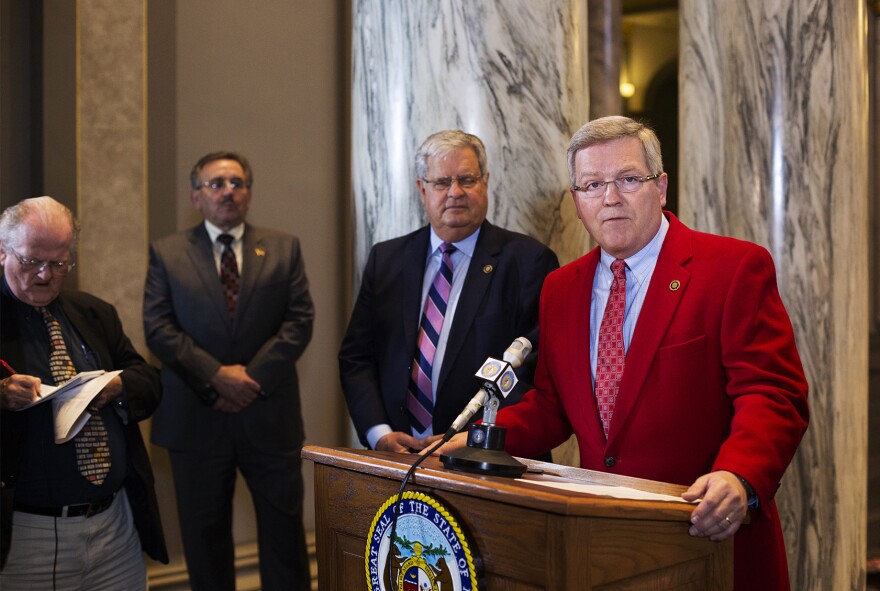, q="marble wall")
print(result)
[351,0,592,281]
[680,1,869,588]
